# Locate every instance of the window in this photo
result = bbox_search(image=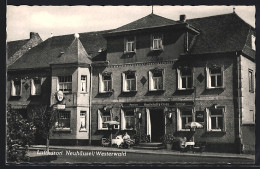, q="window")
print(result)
[125,36,136,52]
[149,70,164,91]
[251,35,256,51]
[207,108,224,131]
[80,111,87,130]
[242,109,255,124]
[121,109,135,130]
[98,109,111,130]
[122,71,136,92]
[31,78,41,95]
[11,79,21,96]
[56,111,70,129]
[177,68,192,90]
[81,76,87,92]
[99,73,112,93]
[177,109,193,131]
[58,76,72,92]
[152,34,163,50]
[206,66,224,88]
[249,69,254,93]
